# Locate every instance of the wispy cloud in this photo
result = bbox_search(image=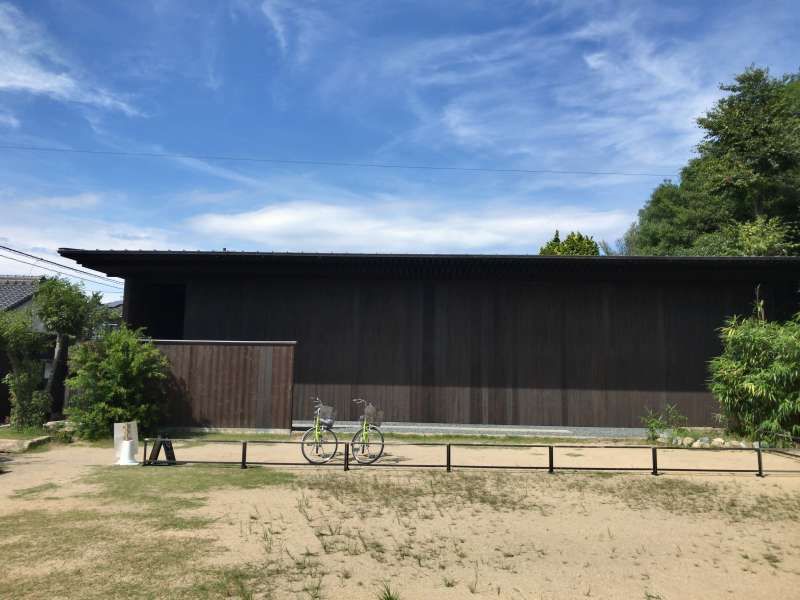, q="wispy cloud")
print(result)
[0,107,18,127]
[308,2,795,176]
[240,0,337,63]
[19,192,100,210]
[0,2,139,115]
